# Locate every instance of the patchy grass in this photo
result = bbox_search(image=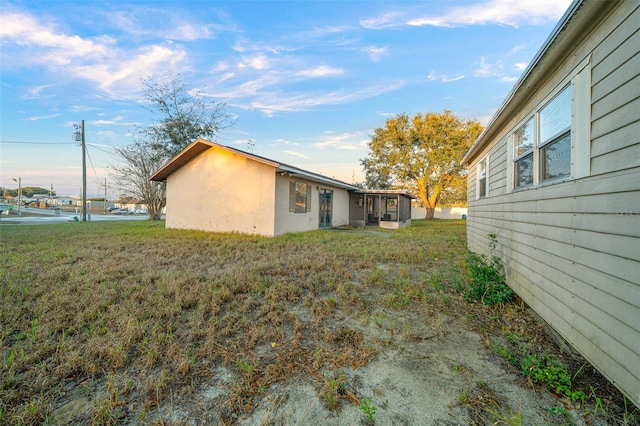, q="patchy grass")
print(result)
[0,220,634,425]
